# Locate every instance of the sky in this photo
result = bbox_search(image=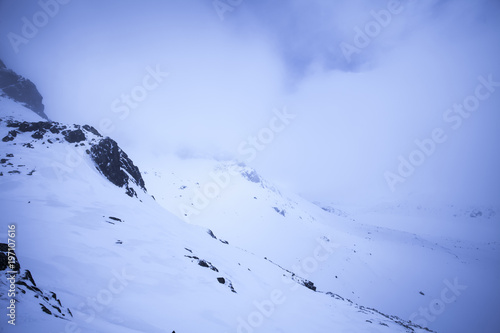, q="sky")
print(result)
[0,0,499,206]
